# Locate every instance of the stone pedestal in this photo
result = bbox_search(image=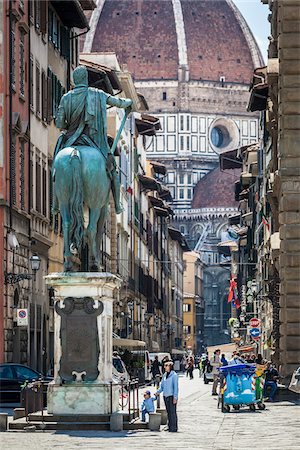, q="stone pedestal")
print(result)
[45,272,122,415]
